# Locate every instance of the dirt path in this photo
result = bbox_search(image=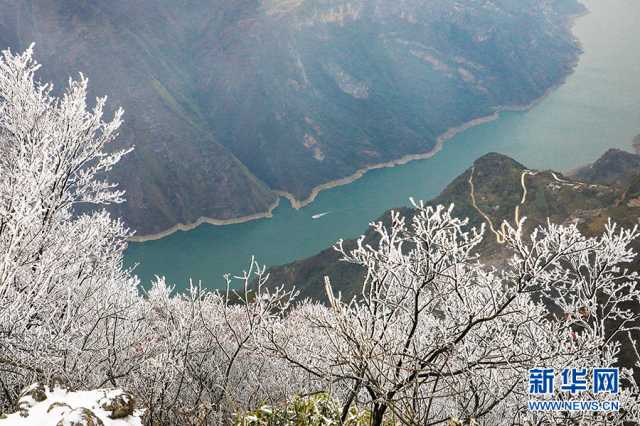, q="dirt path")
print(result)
[468,166,537,244]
